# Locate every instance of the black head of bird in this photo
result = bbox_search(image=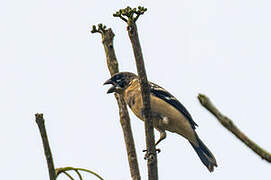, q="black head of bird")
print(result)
[103,72,137,94]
